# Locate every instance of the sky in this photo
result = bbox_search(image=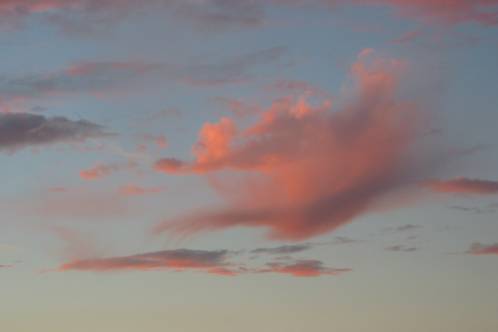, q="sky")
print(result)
[1,1,498,331]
